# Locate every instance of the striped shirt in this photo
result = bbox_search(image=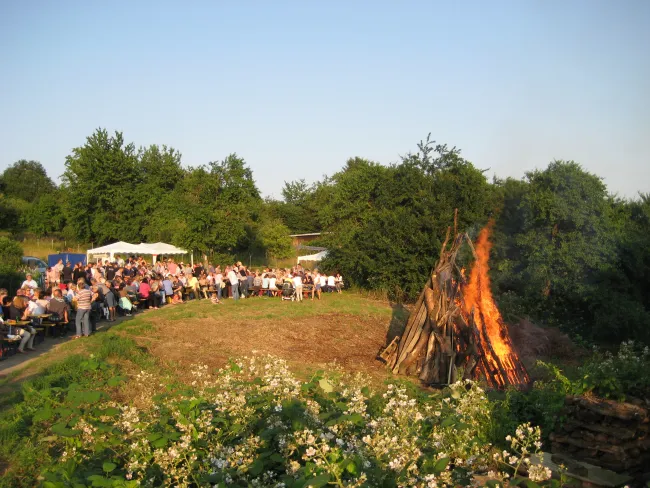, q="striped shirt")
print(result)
[76,289,93,310]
